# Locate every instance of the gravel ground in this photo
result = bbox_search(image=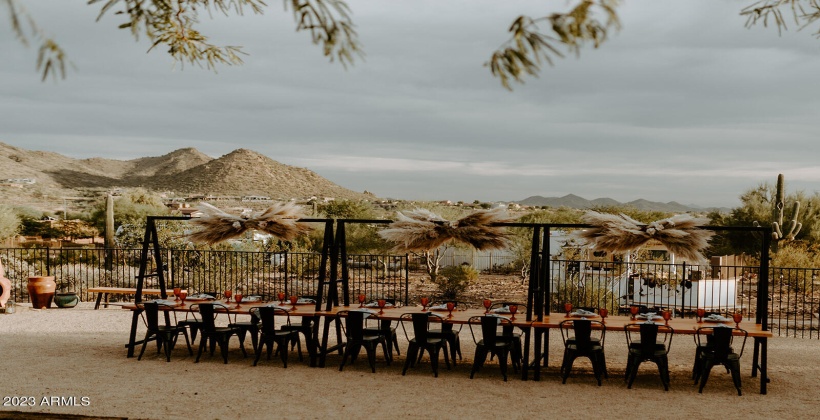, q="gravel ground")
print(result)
[1,302,818,420]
